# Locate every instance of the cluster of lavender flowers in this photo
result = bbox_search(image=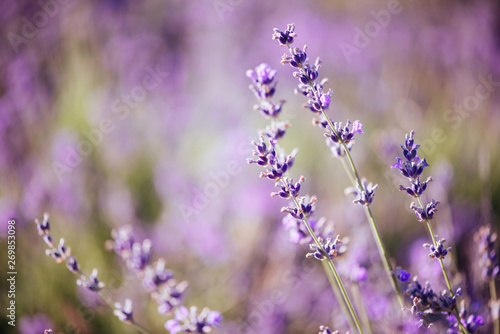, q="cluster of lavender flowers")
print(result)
[36,214,222,333]
[108,226,222,333]
[476,225,500,281]
[391,131,484,333]
[272,23,406,313]
[246,63,337,250]
[244,23,499,333]
[247,62,355,332]
[272,25,364,165]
